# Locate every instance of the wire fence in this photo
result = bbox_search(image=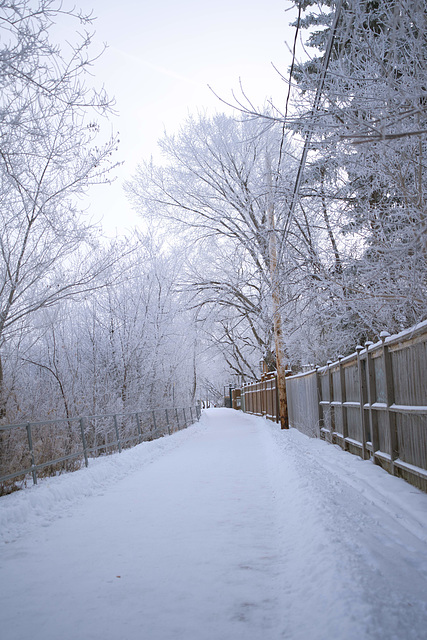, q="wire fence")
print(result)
[0,404,201,494]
